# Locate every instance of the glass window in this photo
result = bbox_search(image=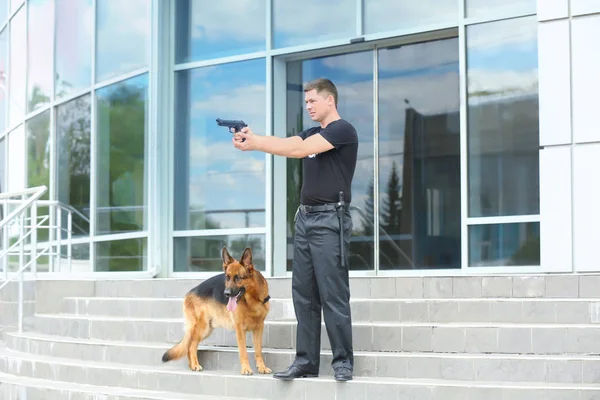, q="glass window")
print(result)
[95,238,147,272]
[27,0,55,112]
[364,0,458,36]
[467,16,539,218]
[469,222,539,266]
[272,0,356,49]
[26,110,51,198]
[173,59,266,231]
[0,137,4,194]
[10,0,22,13]
[57,94,91,237]
[9,6,25,126]
[26,111,51,242]
[0,28,7,133]
[175,0,266,64]
[0,0,7,25]
[7,125,25,192]
[55,0,93,99]
[174,234,265,273]
[95,0,150,83]
[466,0,535,19]
[377,38,461,271]
[286,51,375,272]
[96,74,148,235]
